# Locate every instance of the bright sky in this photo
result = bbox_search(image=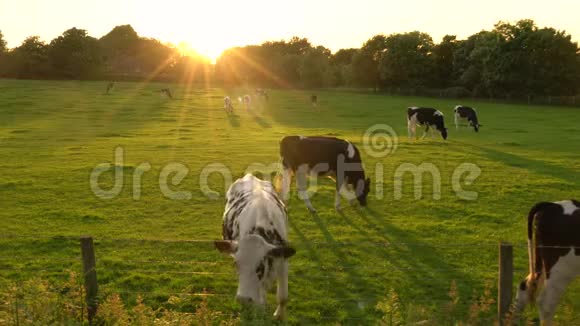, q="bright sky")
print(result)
[1,0,579,61]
